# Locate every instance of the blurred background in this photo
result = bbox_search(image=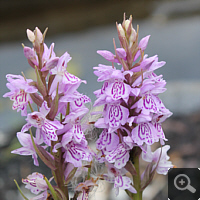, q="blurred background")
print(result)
[0,0,200,199]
